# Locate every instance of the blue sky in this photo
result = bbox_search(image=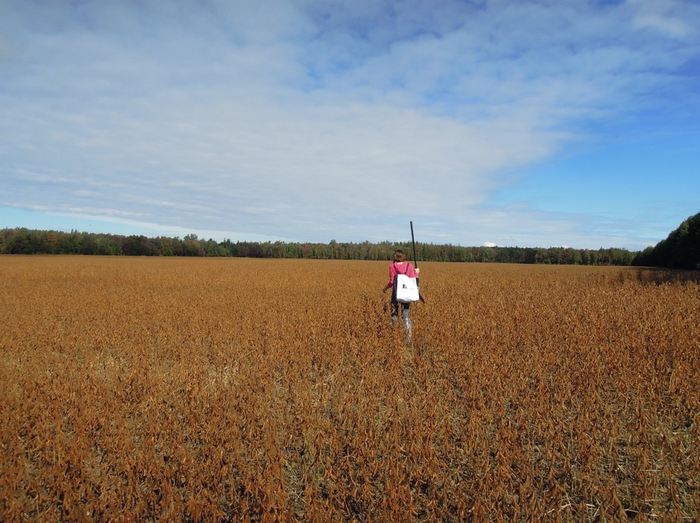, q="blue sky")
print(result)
[1,0,699,250]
